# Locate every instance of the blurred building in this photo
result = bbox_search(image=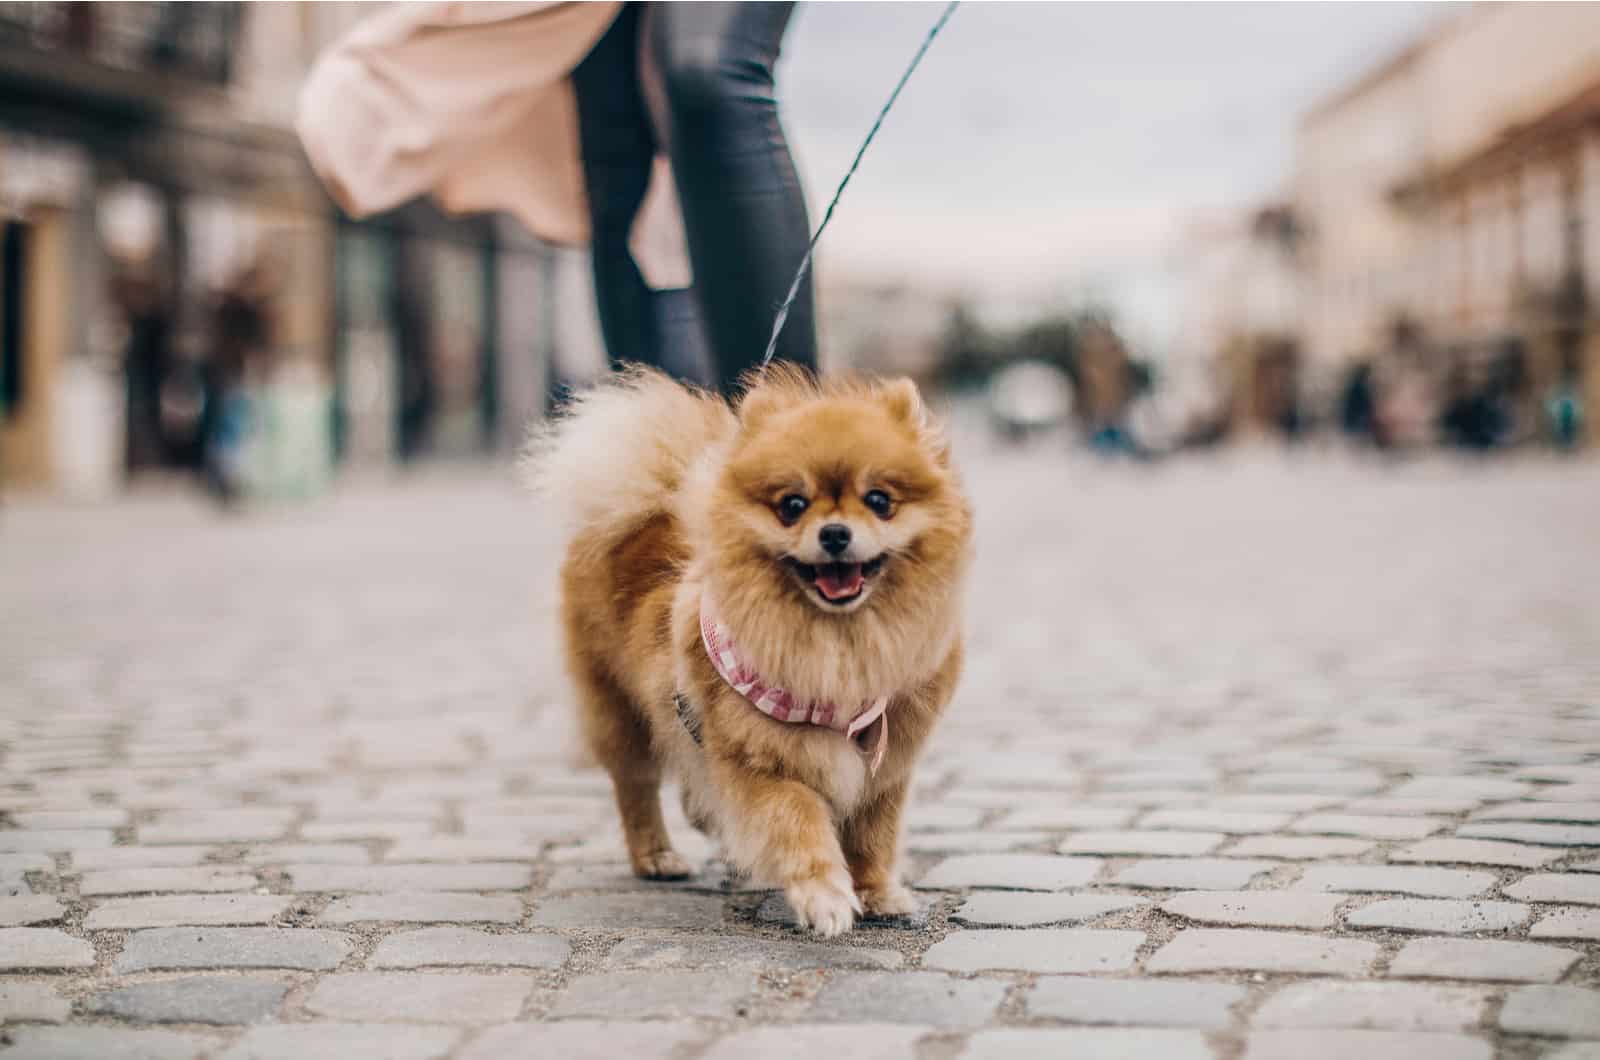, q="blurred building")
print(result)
[1294,2,1600,444]
[0,2,596,498]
